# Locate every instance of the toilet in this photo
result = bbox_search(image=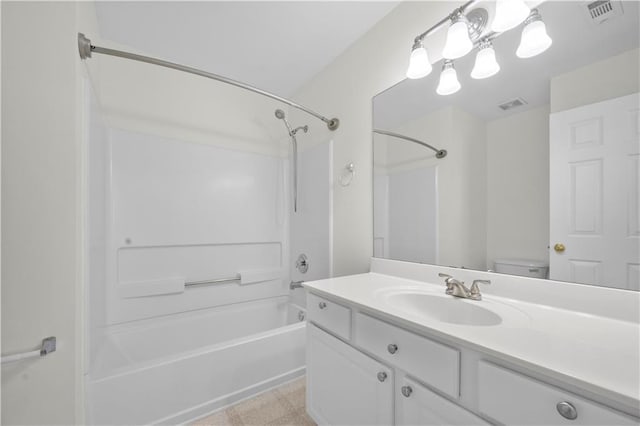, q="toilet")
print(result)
[493,258,549,279]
